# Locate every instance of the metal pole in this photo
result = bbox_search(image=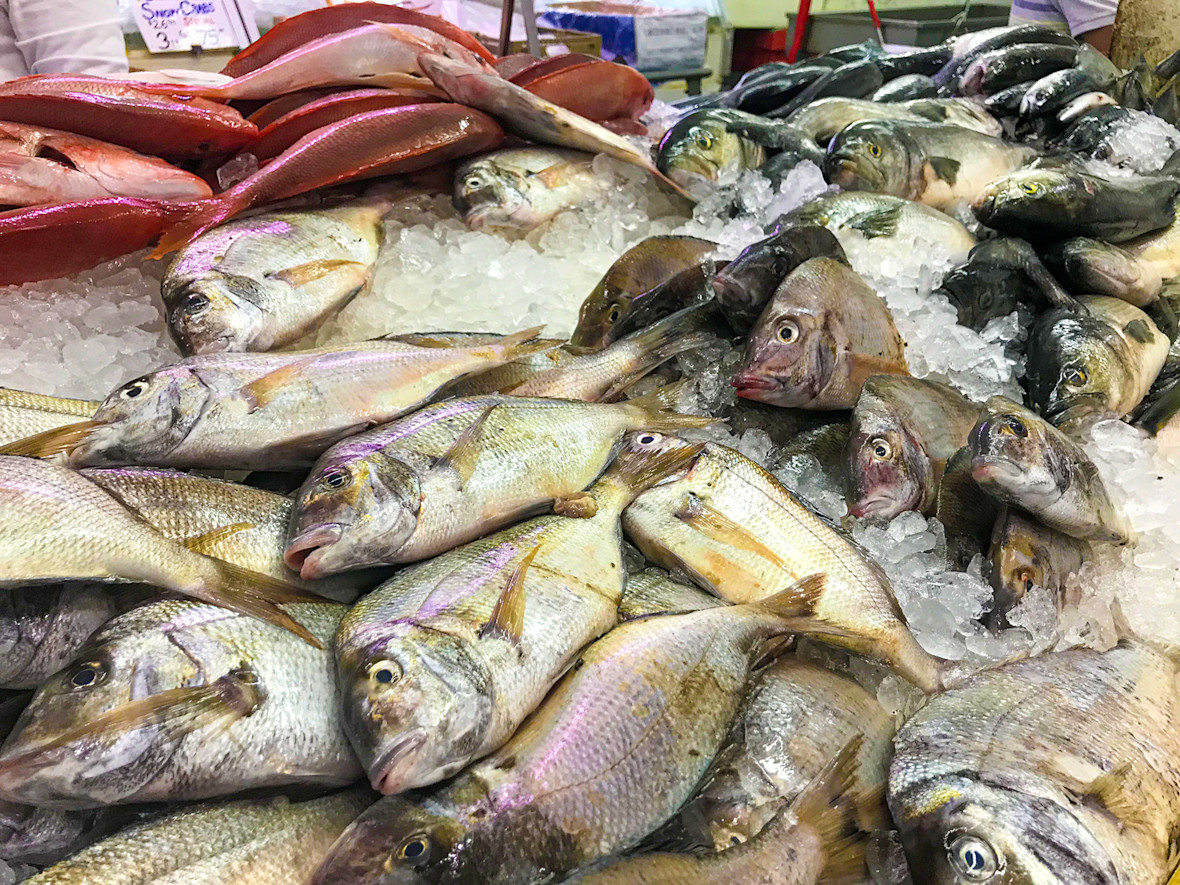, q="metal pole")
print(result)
[519,0,542,57]
[498,0,517,57]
